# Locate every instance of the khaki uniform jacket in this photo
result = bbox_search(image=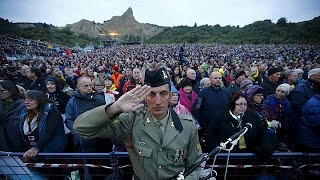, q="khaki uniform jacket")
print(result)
[74,105,203,180]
